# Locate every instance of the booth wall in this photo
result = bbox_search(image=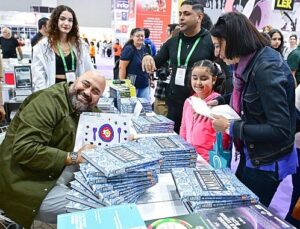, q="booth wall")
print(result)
[0,0,112,28]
